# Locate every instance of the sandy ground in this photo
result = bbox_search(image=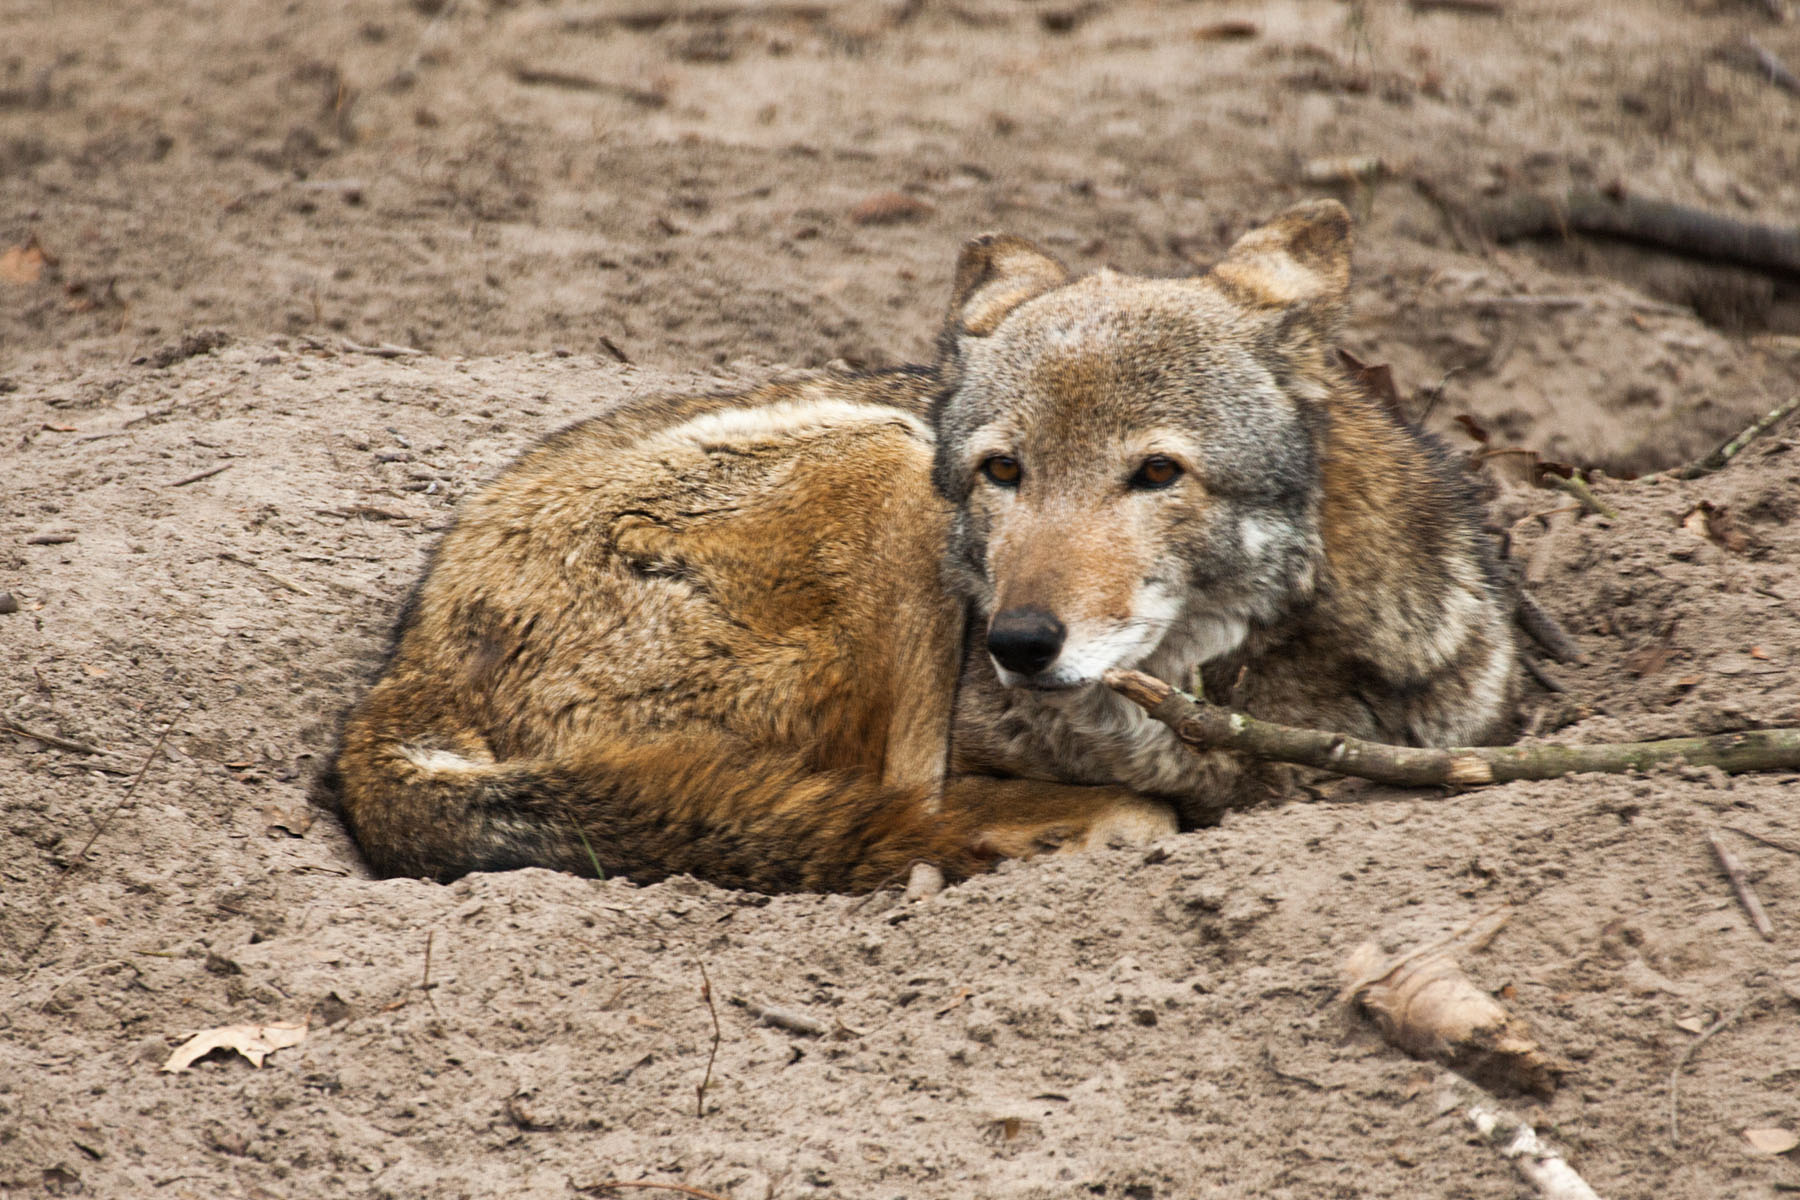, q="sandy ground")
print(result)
[5,1,1800,1197]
